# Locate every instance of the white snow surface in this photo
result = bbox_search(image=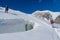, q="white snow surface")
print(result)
[0,7,60,40]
